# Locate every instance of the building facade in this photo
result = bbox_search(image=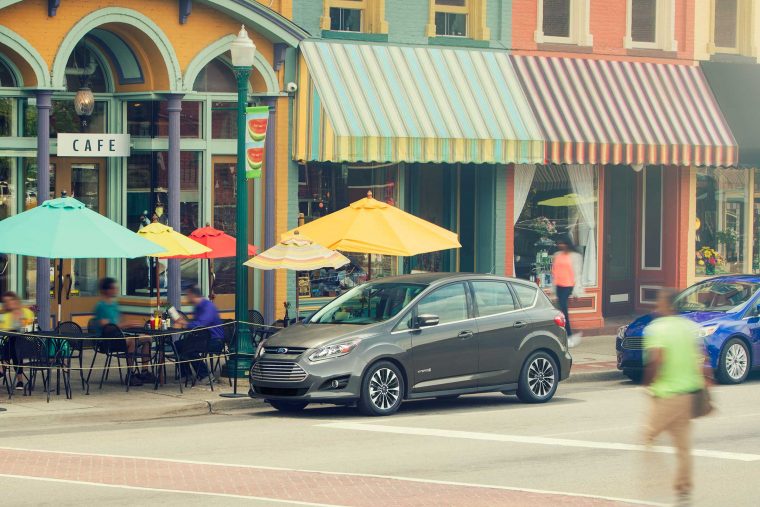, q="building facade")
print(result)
[0,0,305,327]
